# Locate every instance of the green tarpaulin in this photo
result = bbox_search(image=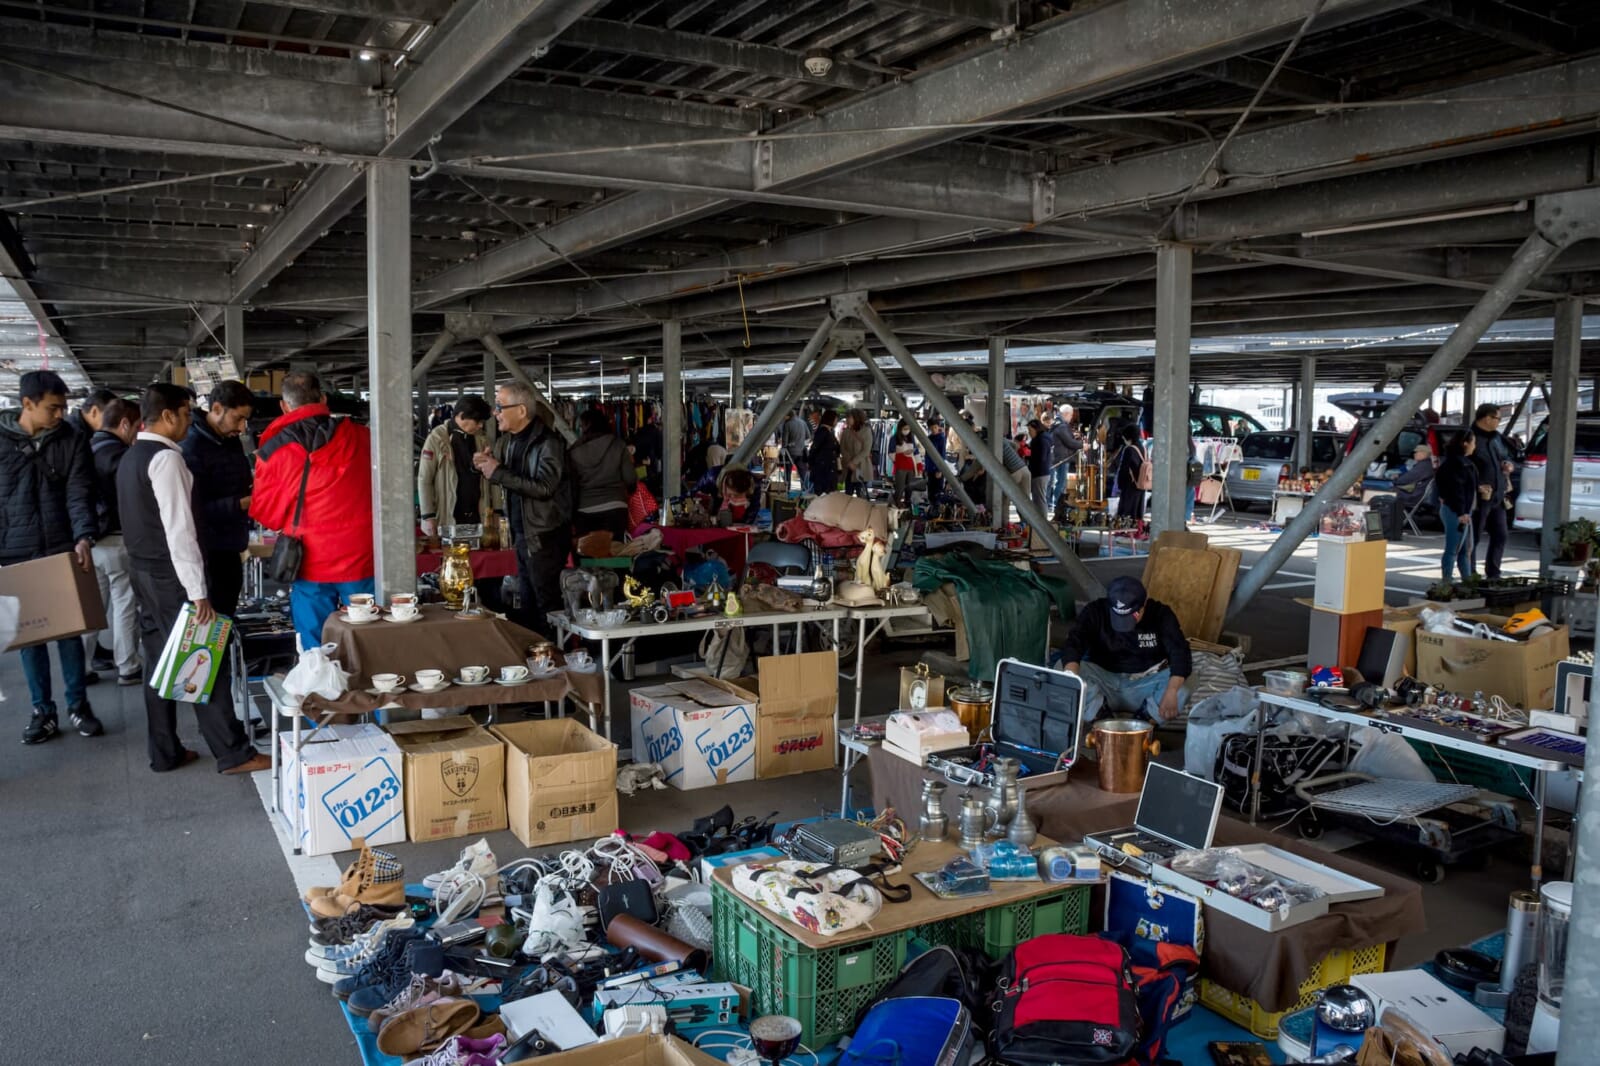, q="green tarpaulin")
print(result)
[912,550,1075,680]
